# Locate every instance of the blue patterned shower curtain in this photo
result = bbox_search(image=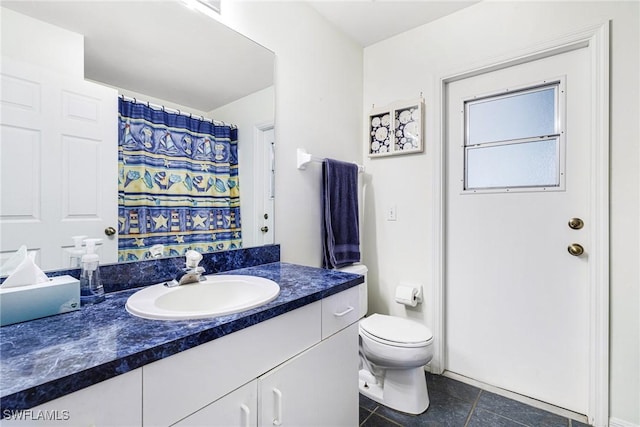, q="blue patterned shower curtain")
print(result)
[117,98,241,262]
